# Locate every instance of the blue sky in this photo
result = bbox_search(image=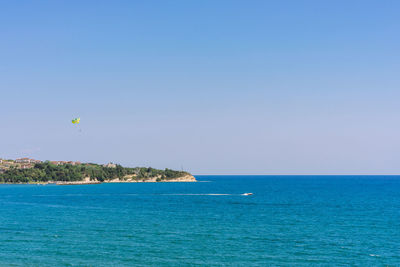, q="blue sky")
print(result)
[1,0,399,174]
